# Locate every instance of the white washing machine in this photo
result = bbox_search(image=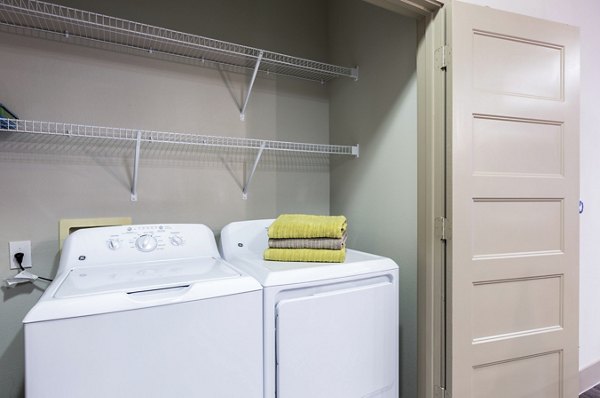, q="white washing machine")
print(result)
[24,224,263,398]
[219,219,399,398]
